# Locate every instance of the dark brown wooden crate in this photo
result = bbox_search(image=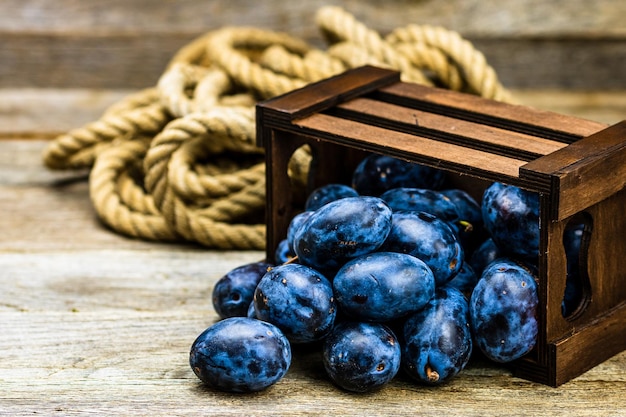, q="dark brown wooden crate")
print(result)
[256,65,626,387]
